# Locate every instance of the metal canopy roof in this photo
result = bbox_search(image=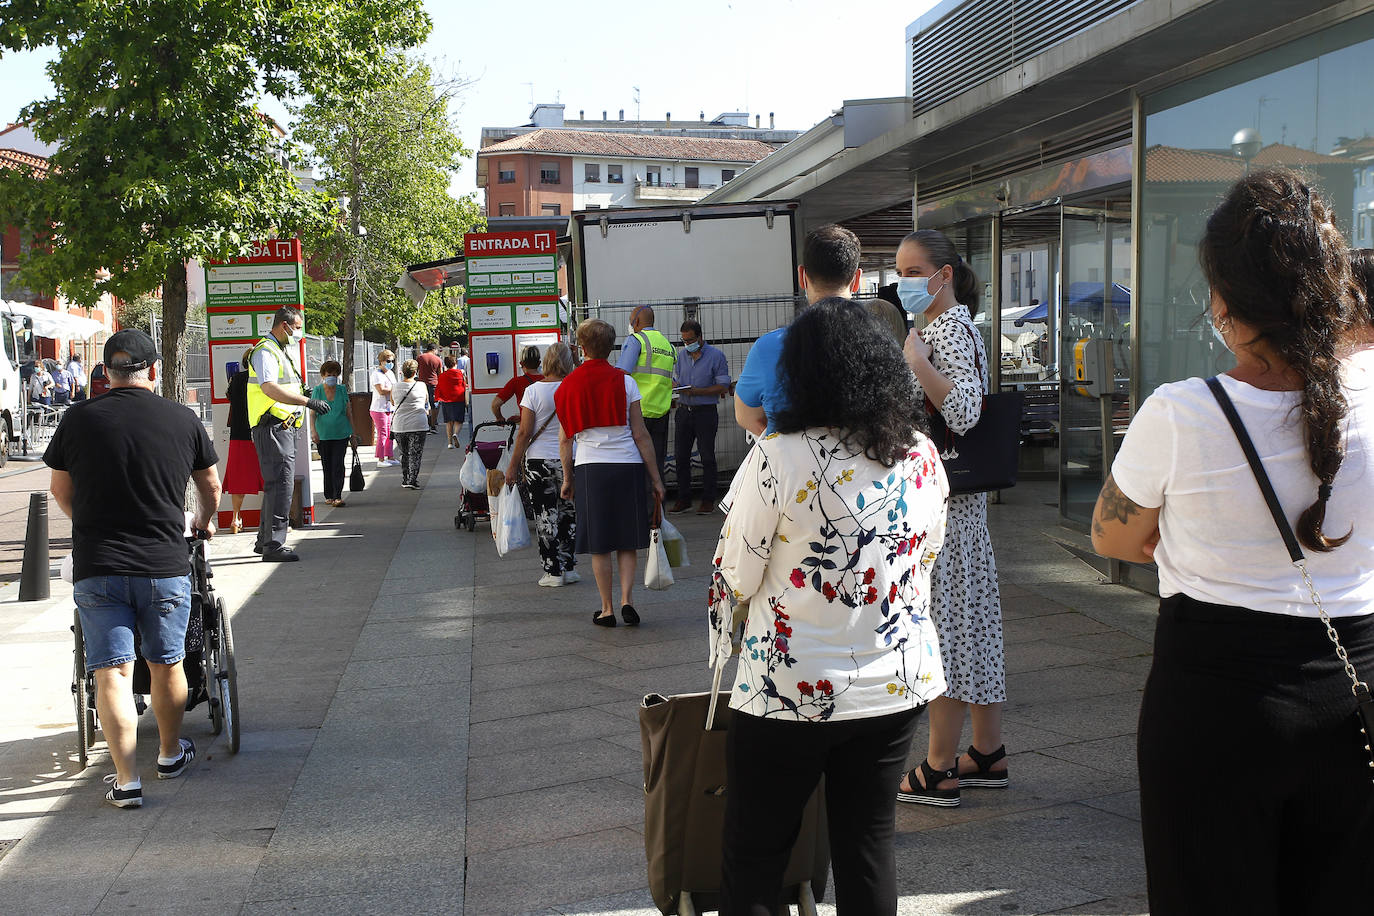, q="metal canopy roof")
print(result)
[714,0,1353,236]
